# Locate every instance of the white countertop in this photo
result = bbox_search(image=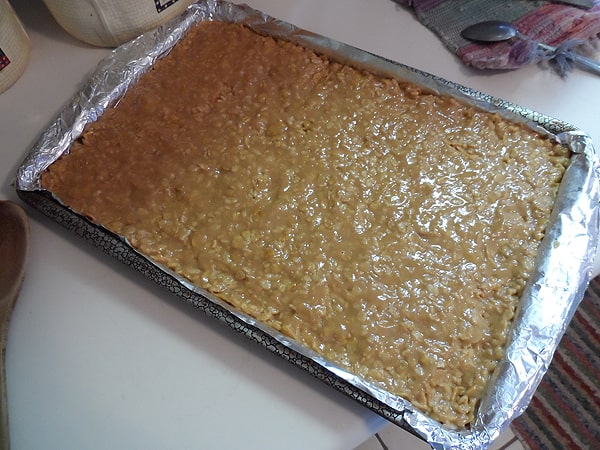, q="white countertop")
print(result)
[2,1,599,449]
